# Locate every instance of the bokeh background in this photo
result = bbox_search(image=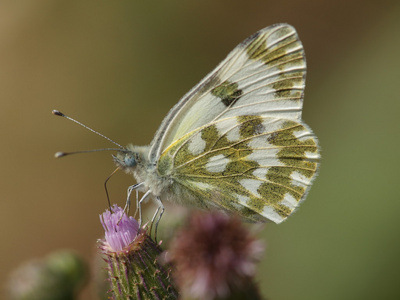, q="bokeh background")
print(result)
[1,0,399,299]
